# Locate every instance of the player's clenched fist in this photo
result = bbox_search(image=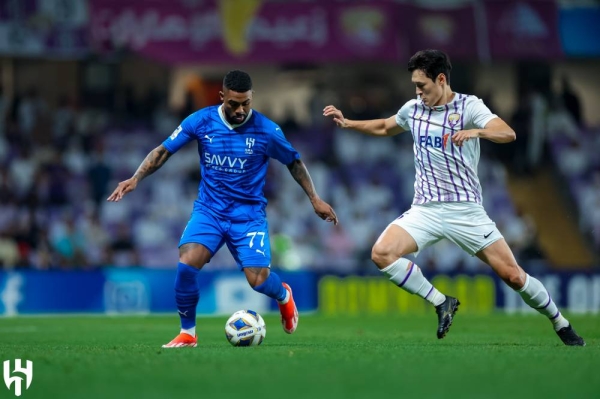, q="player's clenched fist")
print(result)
[323,105,347,128]
[107,178,138,202]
